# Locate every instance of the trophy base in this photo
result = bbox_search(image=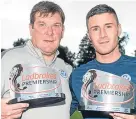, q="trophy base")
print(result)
[80,110,136,118]
[8,93,65,108]
[78,105,136,118]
